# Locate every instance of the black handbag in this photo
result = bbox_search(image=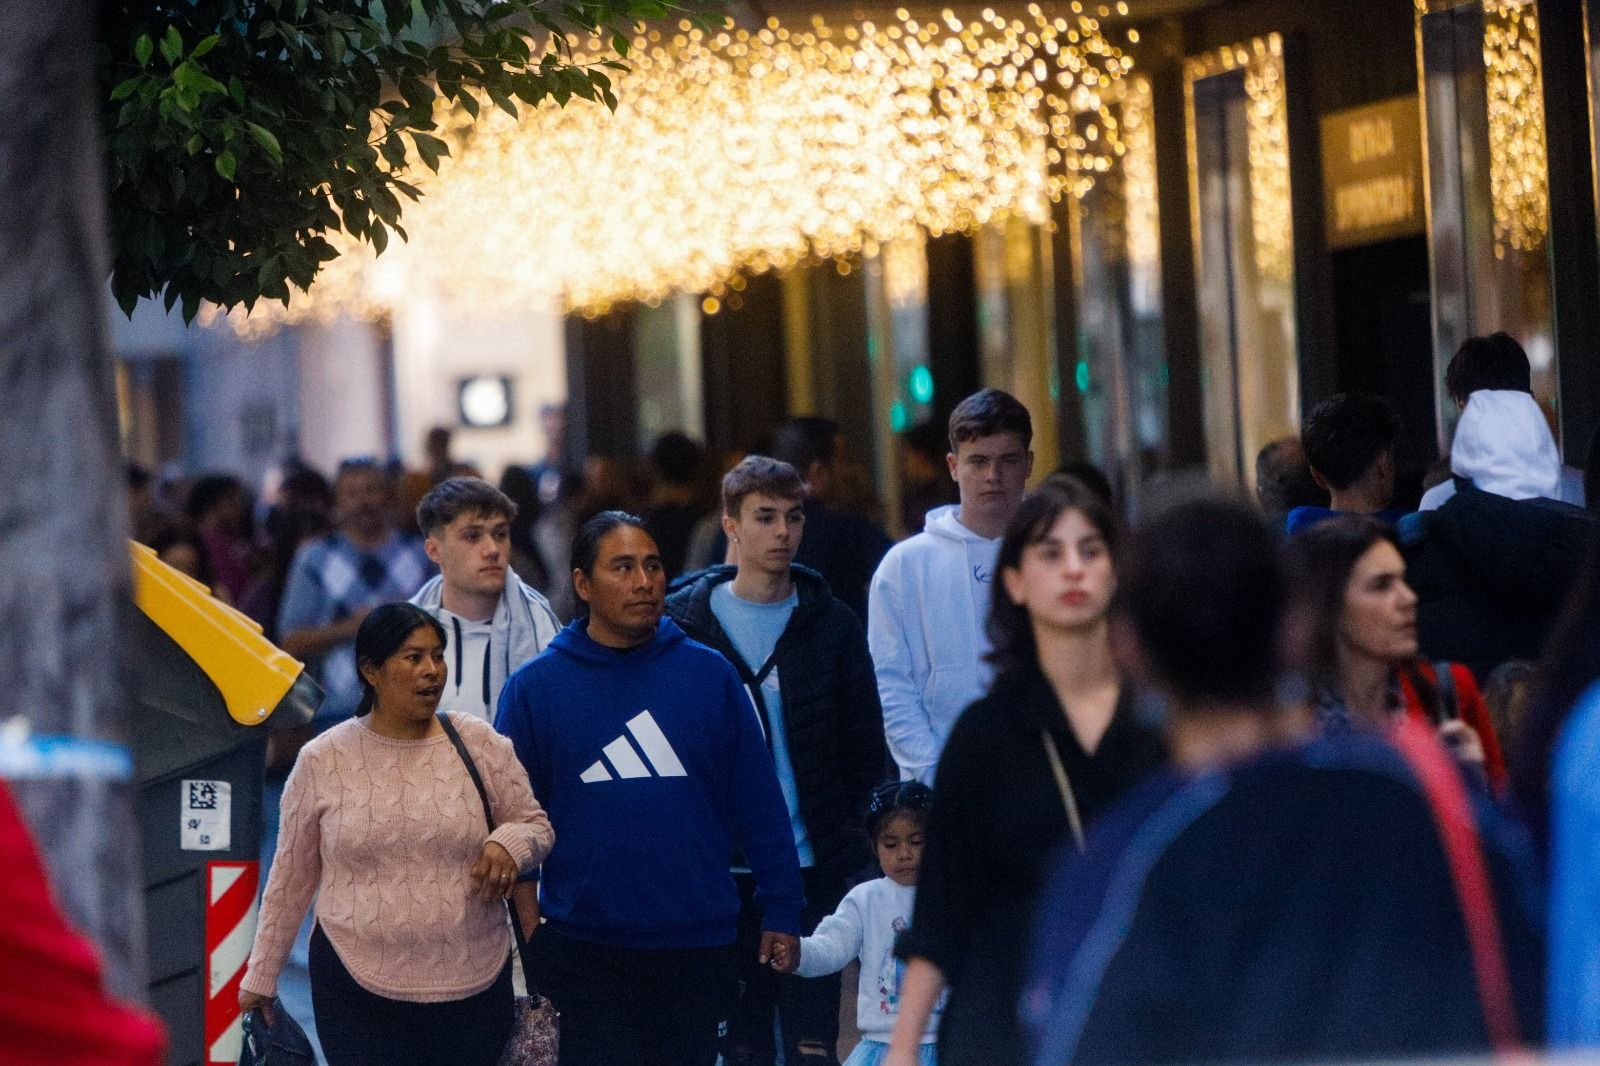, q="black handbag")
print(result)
[238,998,315,1066]
[437,713,560,1066]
